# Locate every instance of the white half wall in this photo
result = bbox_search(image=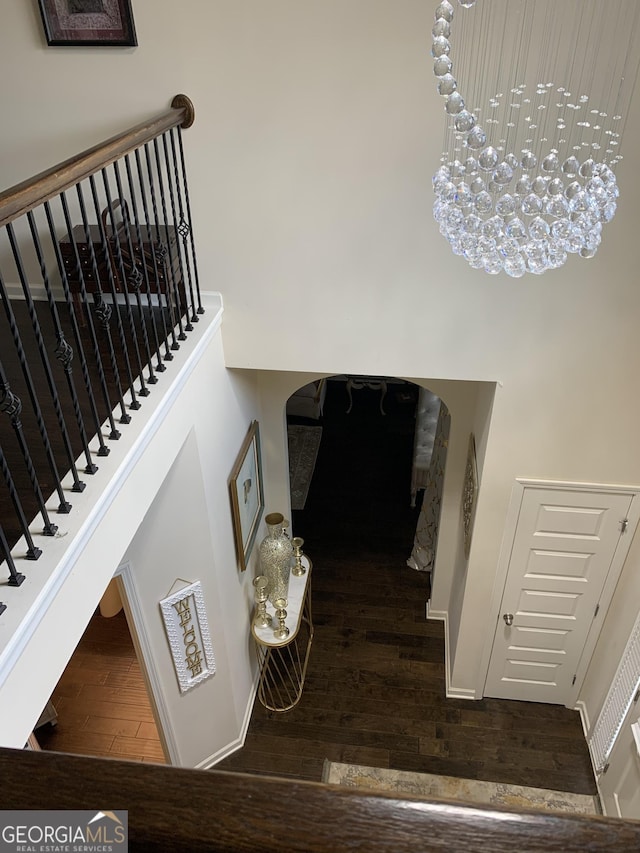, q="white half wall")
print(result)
[0,296,261,763]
